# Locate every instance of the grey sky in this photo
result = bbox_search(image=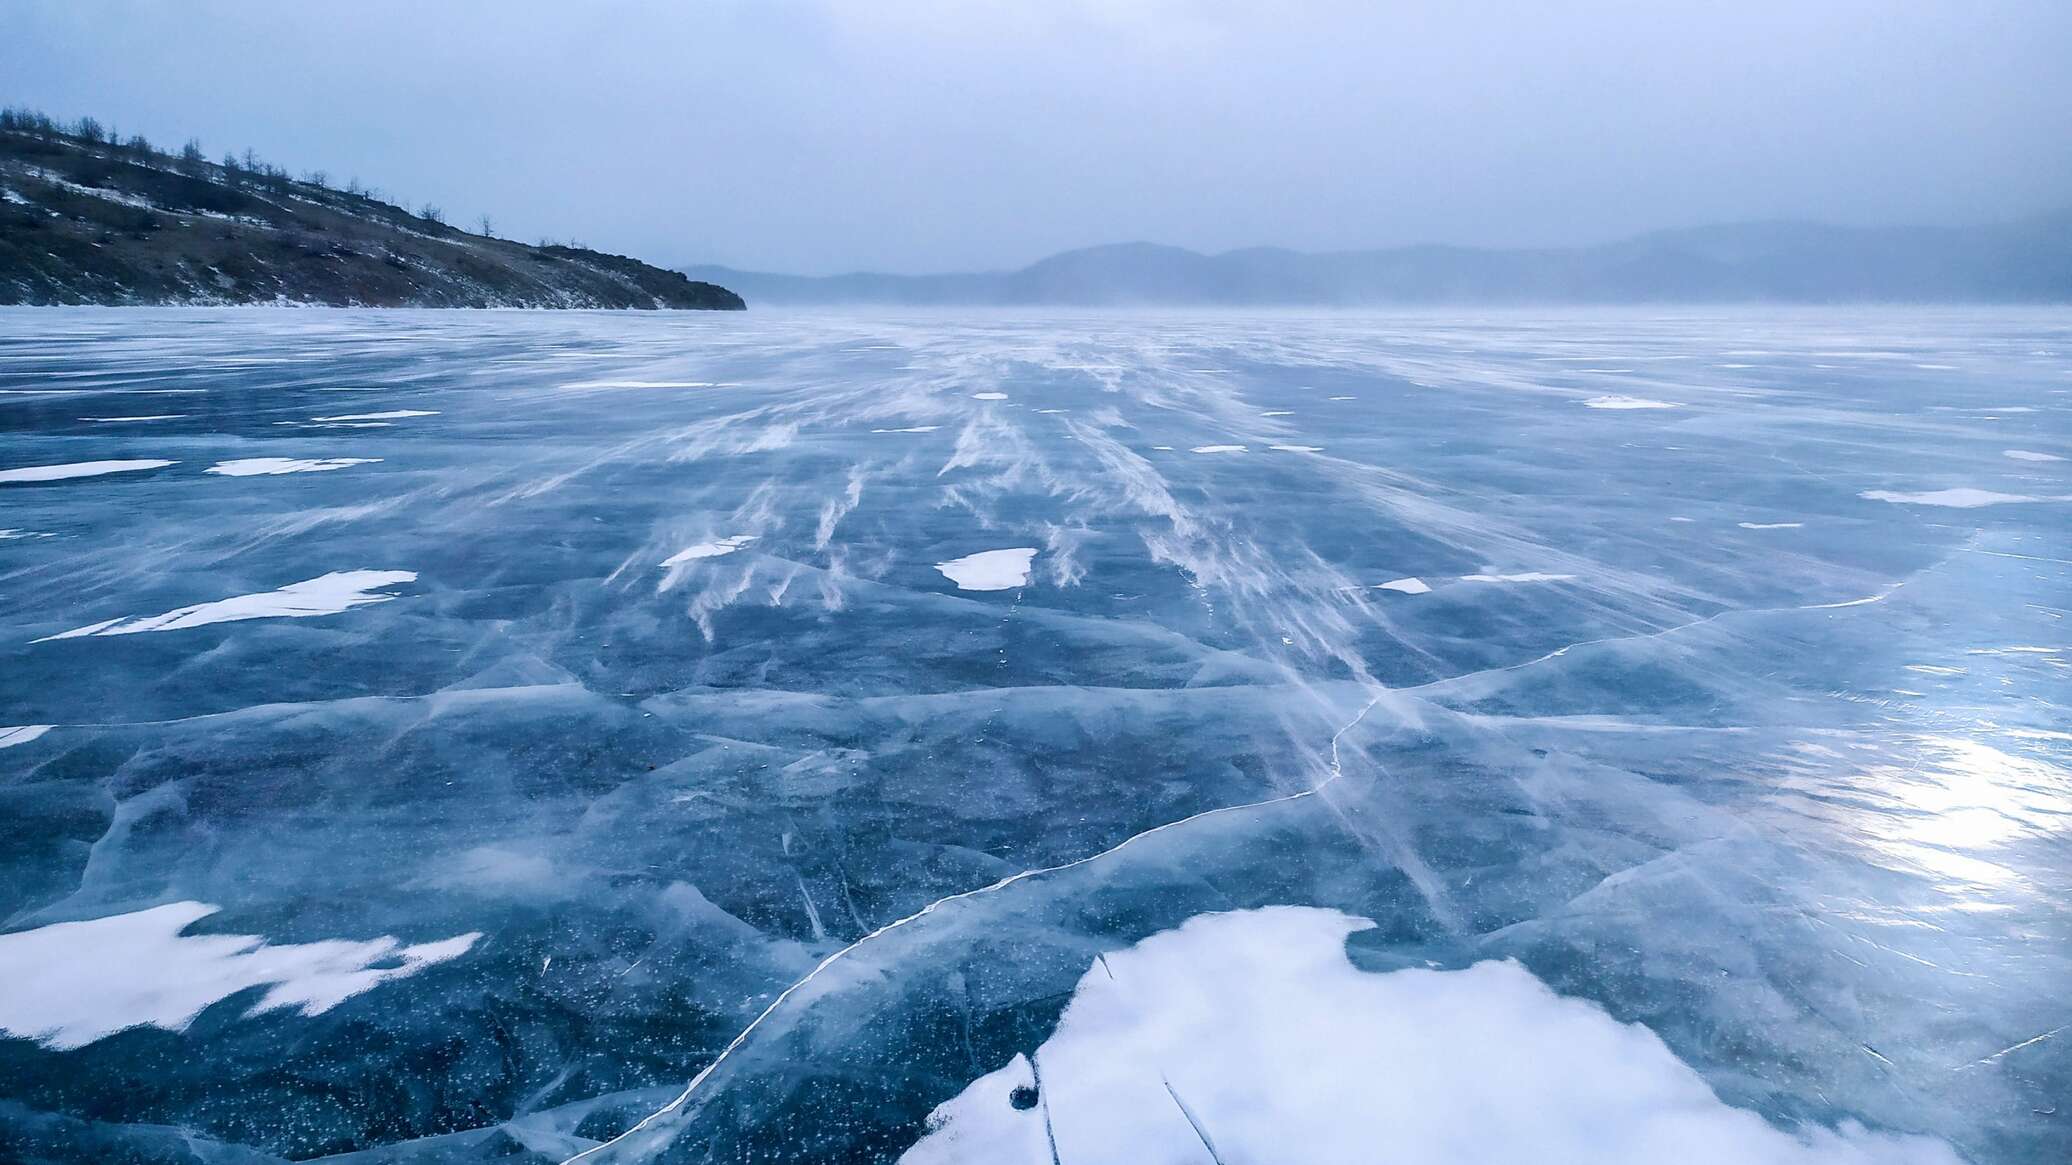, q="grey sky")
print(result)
[6,1,2070,274]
